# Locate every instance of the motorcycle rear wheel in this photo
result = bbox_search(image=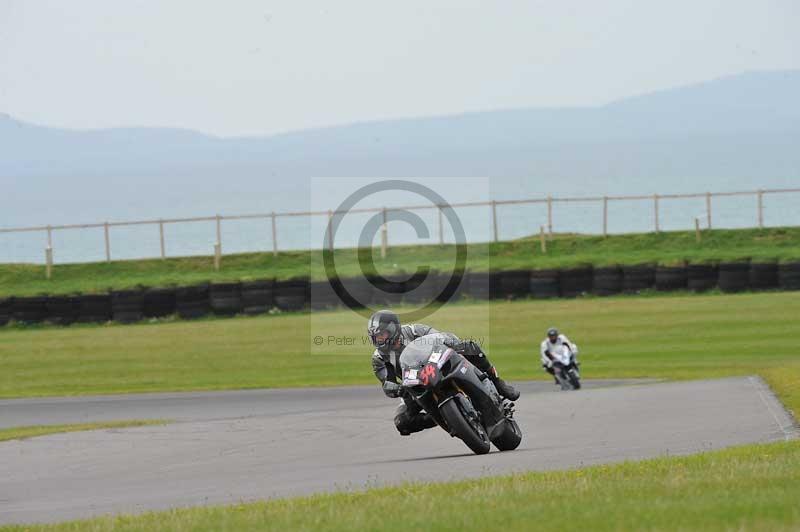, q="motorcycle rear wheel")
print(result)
[439,396,491,455]
[491,418,522,451]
